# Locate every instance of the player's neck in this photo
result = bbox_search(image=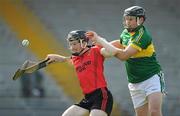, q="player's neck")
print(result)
[79,47,90,56]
